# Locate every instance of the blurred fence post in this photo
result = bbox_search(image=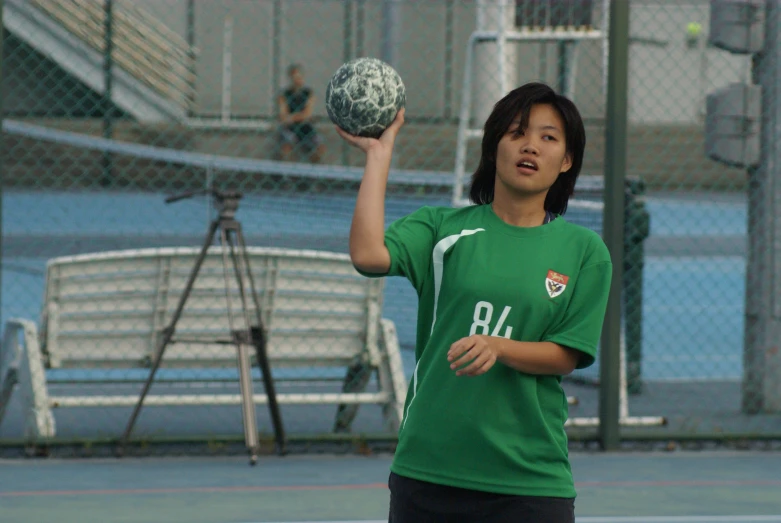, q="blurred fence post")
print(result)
[382,0,401,68]
[342,0,353,165]
[186,0,195,118]
[600,0,630,450]
[221,15,233,122]
[382,0,402,169]
[444,0,455,120]
[744,0,781,413]
[474,0,516,125]
[101,0,113,185]
[272,0,282,120]
[0,0,4,328]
